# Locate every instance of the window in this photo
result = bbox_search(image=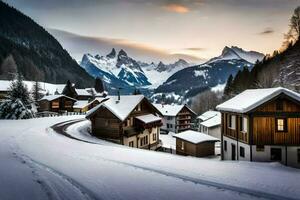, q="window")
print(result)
[153,133,157,141]
[224,141,227,151]
[65,101,73,108]
[52,101,59,108]
[276,101,283,111]
[240,147,245,157]
[181,141,184,150]
[135,104,141,112]
[167,124,173,129]
[276,118,287,132]
[256,145,265,152]
[129,141,134,147]
[271,148,282,161]
[298,149,300,163]
[229,115,236,129]
[240,117,248,132]
[167,116,173,120]
[140,136,148,146]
